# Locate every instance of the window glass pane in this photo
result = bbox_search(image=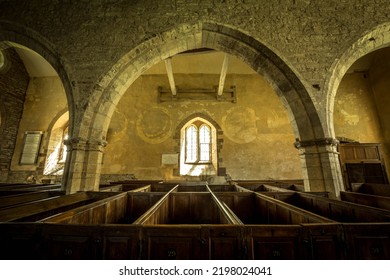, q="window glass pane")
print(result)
[199,125,211,143]
[186,125,198,162]
[200,143,210,161]
[199,125,211,161]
